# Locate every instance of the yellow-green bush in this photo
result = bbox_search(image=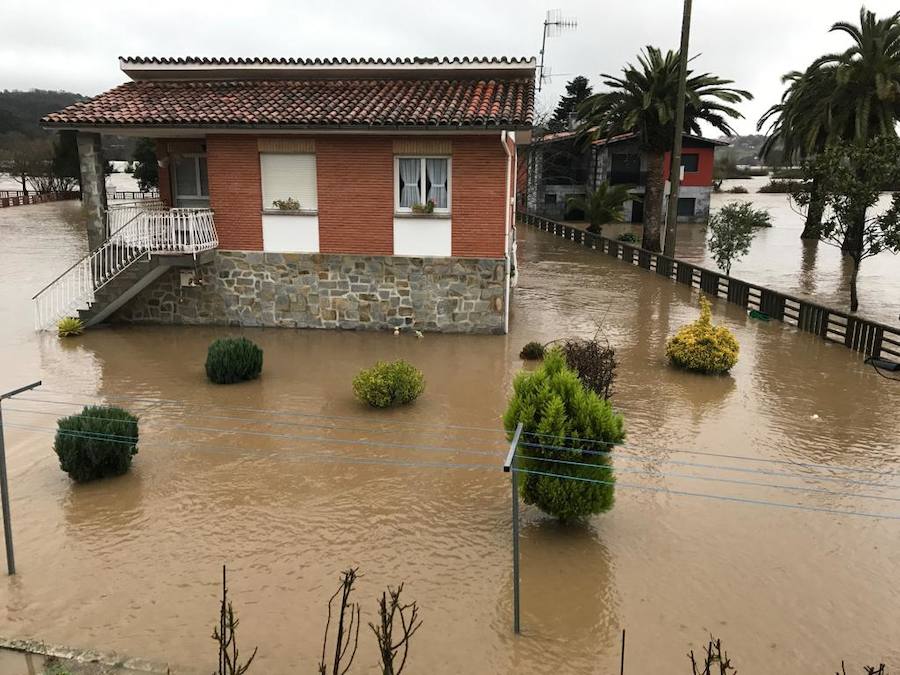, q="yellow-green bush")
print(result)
[57,316,85,337]
[353,360,425,408]
[666,296,739,374]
